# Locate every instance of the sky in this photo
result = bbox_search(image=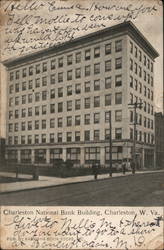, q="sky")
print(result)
[0,0,163,137]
